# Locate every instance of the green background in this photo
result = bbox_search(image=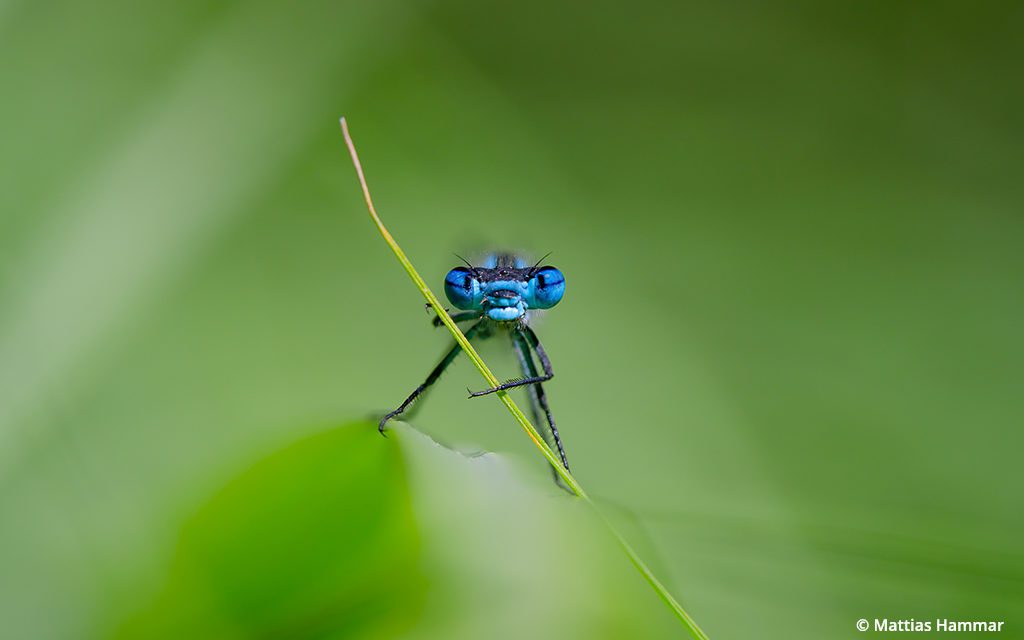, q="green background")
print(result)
[1,1,1021,638]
